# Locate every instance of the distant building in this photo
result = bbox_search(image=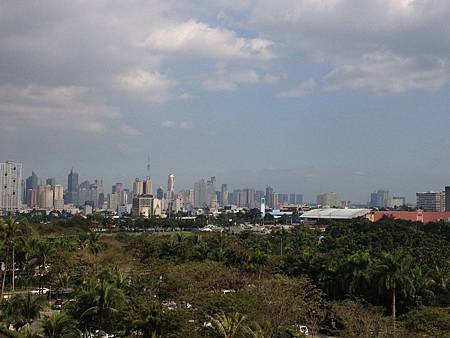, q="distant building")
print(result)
[220,184,228,206]
[156,186,164,200]
[369,190,389,209]
[194,179,207,208]
[278,193,289,205]
[416,191,445,212]
[388,197,406,209]
[372,210,450,223]
[445,186,450,212]
[46,178,56,186]
[301,208,371,221]
[38,185,53,209]
[53,184,64,210]
[25,171,39,208]
[0,161,23,212]
[265,186,274,208]
[131,194,162,218]
[167,174,175,200]
[66,169,79,205]
[317,192,341,208]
